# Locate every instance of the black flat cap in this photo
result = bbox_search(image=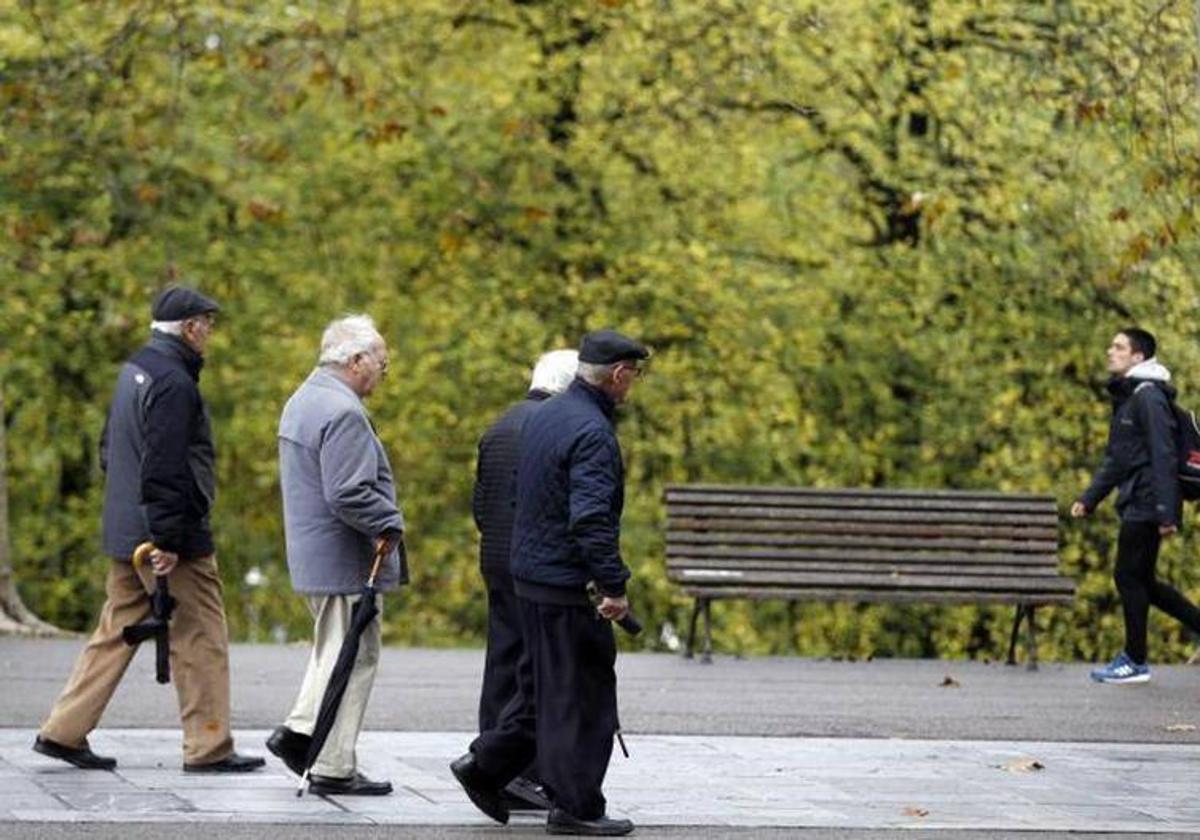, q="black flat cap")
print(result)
[578,329,649,365]
[151,285,220,321]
